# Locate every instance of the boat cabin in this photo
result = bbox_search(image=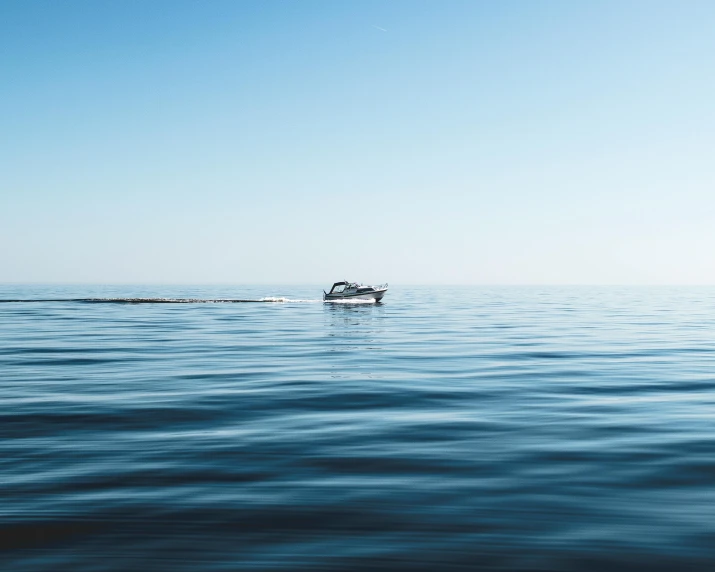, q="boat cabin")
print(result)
[327,281,352,294]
